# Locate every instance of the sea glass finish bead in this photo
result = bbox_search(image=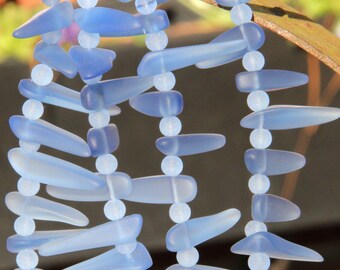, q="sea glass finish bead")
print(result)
[116,241,137,255]
[39,214,143,256]
[135,0,157,15]
[87,124,119,157]
[231,231,324,262]
[14,216,36,236]
[230,4,252,25]
[248,253,270,270]
[236,70,309,92]
[249,129,272,149]
[78,30,100,49]
[252,194,301,222]
[161,156,183,176]
[146,31,168,51]
[242,51,265,71]
[166,209,241,251]
[248,174,270,194]
[129,91,183,117]
[156,134,226,156]
[244,149,306,176]
[96,154,118,174]
[216,0,249,7]
[154,72,176,91]
[88,110,110,128]
[42,30,61,44]
[6,192,89,226]
[22,100,44,120]
[177,248,199,267]
[78,0,98,8]
[19,140,40,153]
[241,105,340,130]
[245,220,267,237]
[31,64,53,87]
[167,265,227,270]
[104,199,126,221]
[170,203,191,223]
[16,250,39,270]
[247,91,269,112]
[126,175,197,204]
[18,178,40,197]
[160,117,182,136]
